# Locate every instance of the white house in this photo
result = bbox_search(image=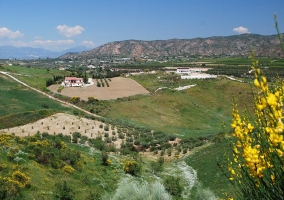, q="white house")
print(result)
[176,68,191,73]
[64,77,84,87]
